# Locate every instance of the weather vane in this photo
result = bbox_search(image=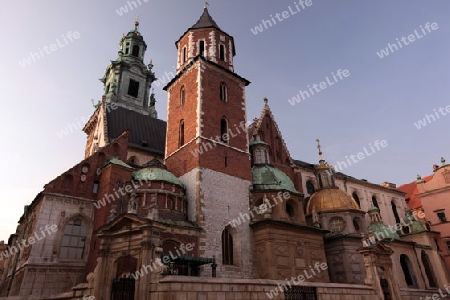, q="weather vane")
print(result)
[135,15,140,30]
[316,139,323,160]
